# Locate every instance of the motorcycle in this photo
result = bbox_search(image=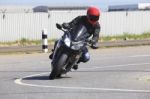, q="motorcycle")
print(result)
[49,23,91,80]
